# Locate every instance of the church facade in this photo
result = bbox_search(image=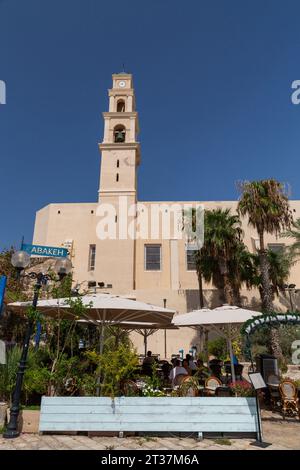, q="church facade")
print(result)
[33,73,300,356]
